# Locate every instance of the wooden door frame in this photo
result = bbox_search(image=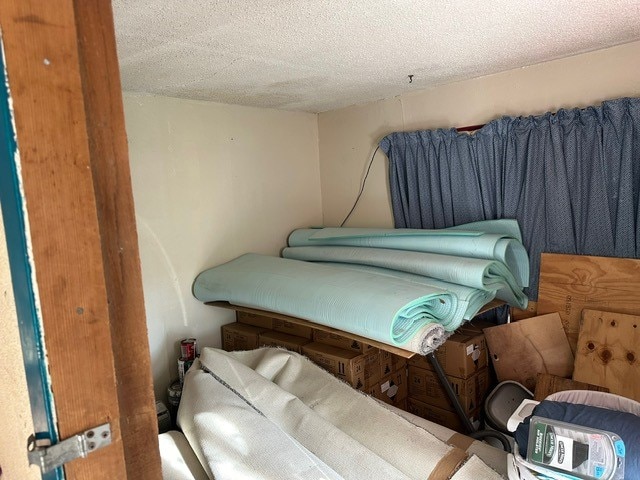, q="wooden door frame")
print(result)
[0,1,161,478]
